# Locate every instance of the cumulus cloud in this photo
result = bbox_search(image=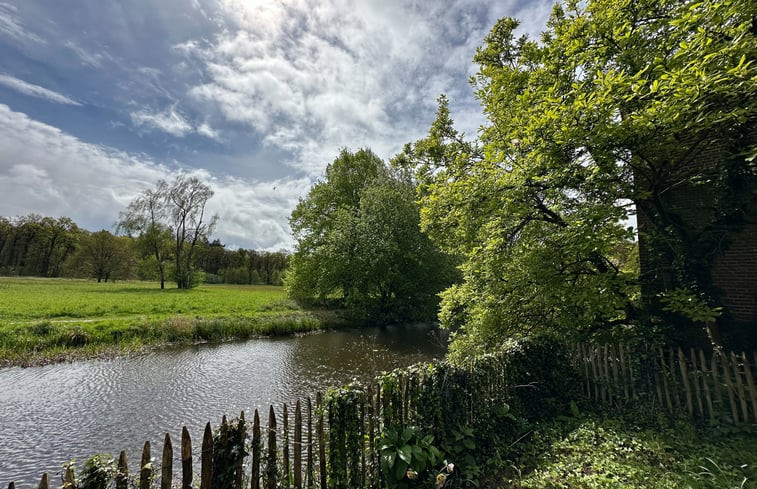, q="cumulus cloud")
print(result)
[180,0,553,176]
[0,104,305,249]
[0,74,81,106]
